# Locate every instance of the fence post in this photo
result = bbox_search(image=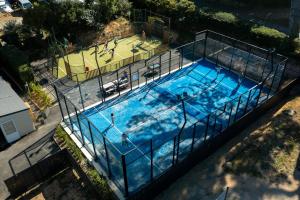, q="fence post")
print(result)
[243,89,252,115]
[116,70,121,96]
[172,136,176,166]
[76,75,85,110]
[180,47,184,69]
[150,139,153,181]
[103,137,112,177]
[75,107,85,145]
[276,60,287,92]
[121,155,129,197]
[228,41,236,71]
[129,64,133,90]
[169,50,172,74]
[191,123,196,152]
[63,96,74,132]
[203,31,208,58]
[53,86,65,121]
[233,96,242,122]
[267,62,280,99]
[204,115,210,143]
[159,54,162,78]
[192,41,196,62]
[227,105,233,127]
[87,121,97,158]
